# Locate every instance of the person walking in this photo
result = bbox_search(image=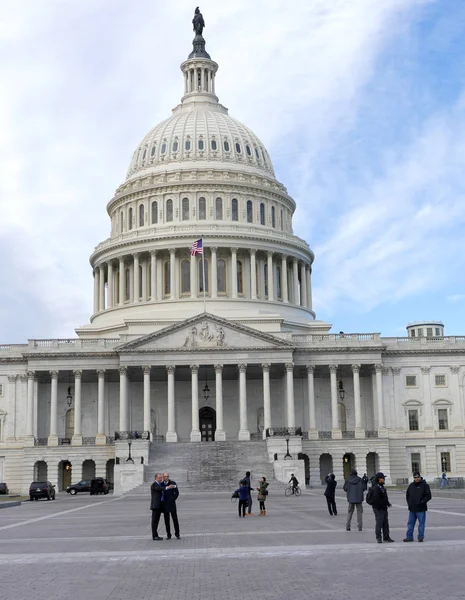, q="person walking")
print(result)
[367,472,394,543]
[243,471,253,515]
[403,471,432,543]
[150,473,165,541]
[256,476,269,516]
[440,472,449,489]
[324,473,337,516]
[235,480,249,518]
[343,469,366,531]
[162,471,181,540]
